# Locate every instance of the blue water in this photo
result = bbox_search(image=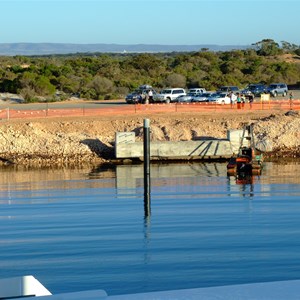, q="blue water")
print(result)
[0,161,300,296]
